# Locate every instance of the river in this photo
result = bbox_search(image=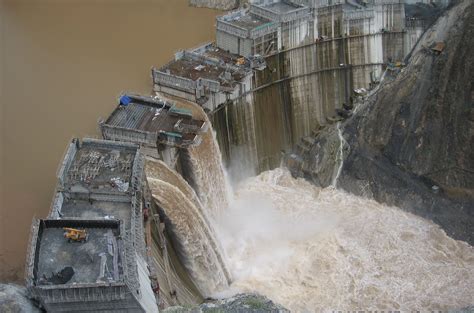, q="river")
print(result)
[0,0,219,282]
[216,168,474,311]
